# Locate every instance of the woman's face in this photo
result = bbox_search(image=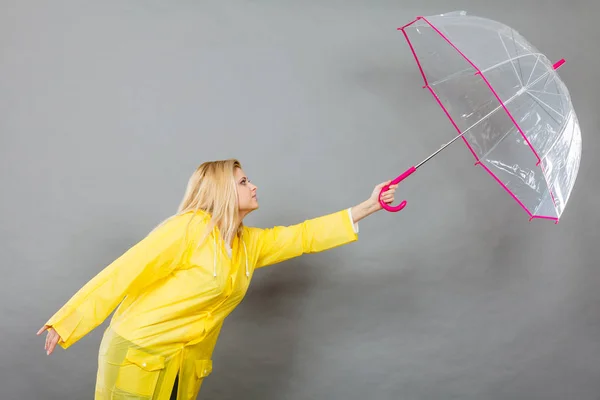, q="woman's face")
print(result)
[235,167,258,214]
